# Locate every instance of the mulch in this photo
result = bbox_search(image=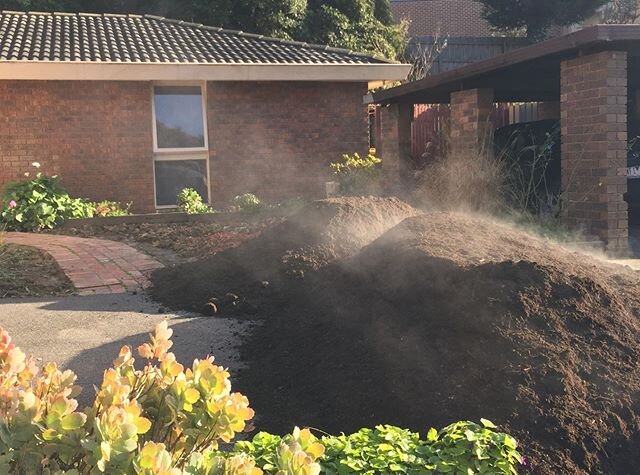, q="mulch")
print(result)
[0,243,74,298]
[56,219,281,265]
[149,198,640,474]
